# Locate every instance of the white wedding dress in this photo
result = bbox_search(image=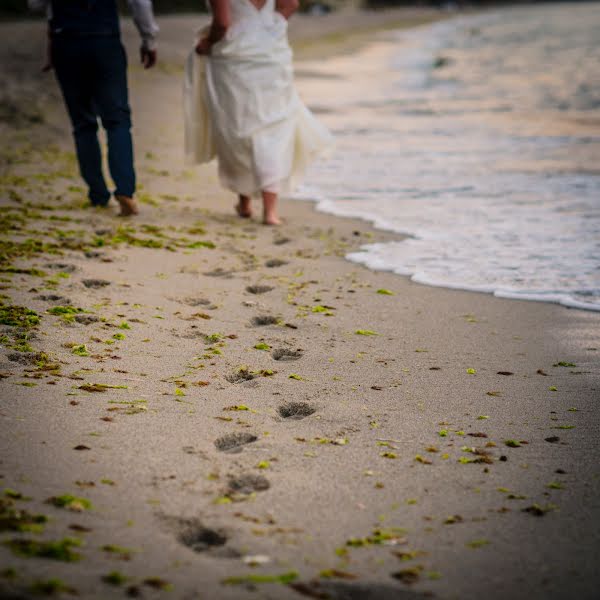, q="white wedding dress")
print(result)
[184,0,332,197]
